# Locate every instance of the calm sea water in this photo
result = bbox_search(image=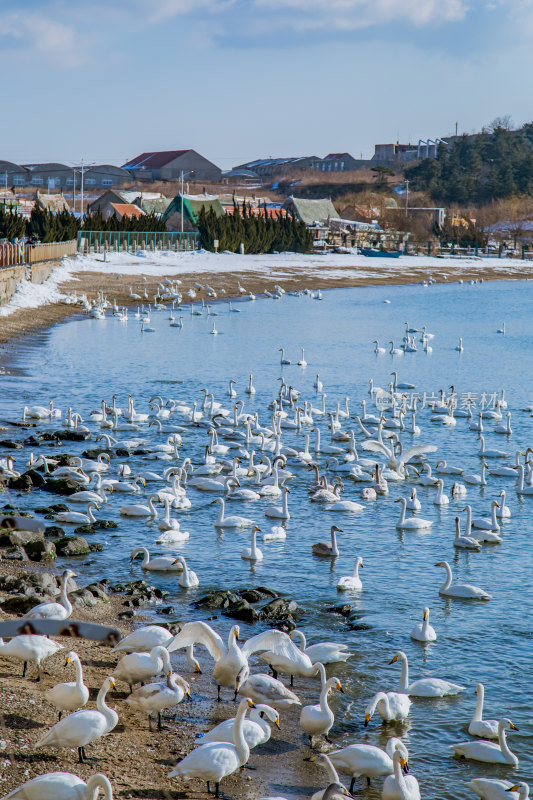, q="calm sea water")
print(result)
[1,280,532,797]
